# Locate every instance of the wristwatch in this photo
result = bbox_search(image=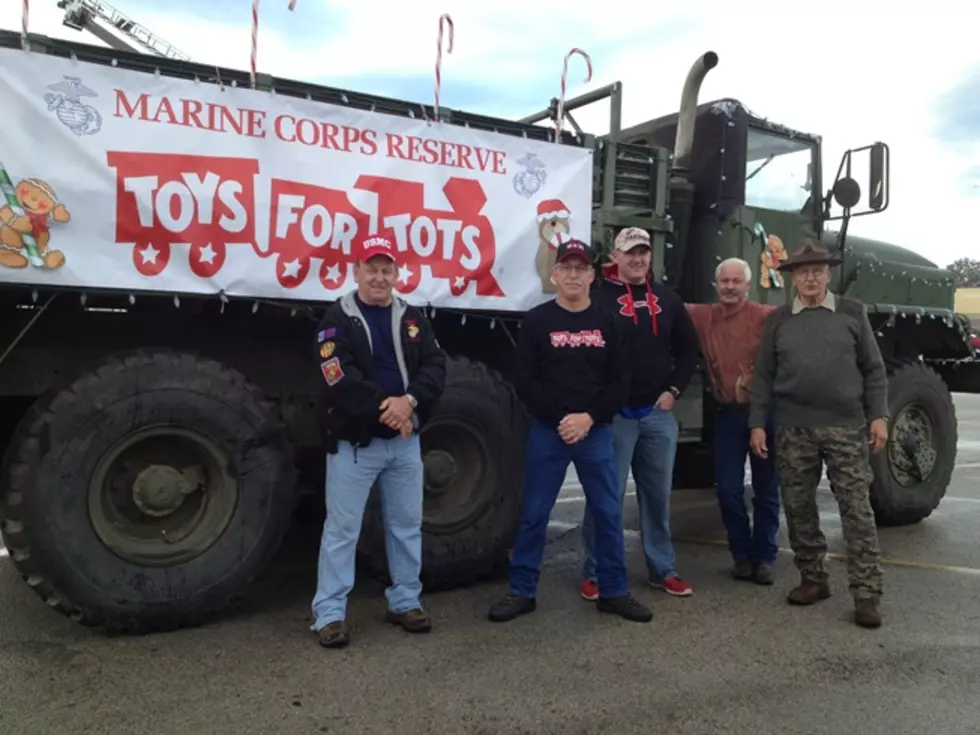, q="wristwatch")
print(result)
[668,386,681,399]
[406,393,418,409]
